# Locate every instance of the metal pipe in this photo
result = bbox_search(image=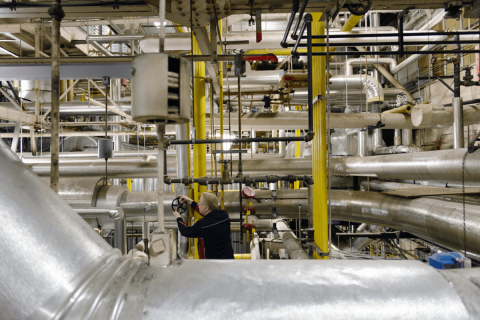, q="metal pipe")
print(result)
[290,0,308,40]
[7,134,480,317]
[156,123,165,232]
[330,148,480,184]
[329,75,384,103]
[330,190,480,255]
[280,0,299,48]
[49,1,64,193]
[402,129,413,145]
[74,207,126,254]
[256,219,308,259]
[345,58,397,76]
[175,123,190,258]
[0,138,112,320]
[452,98,464,149]
[411,103,480,128]
[358,129,368,157]
[394,129,402,146]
